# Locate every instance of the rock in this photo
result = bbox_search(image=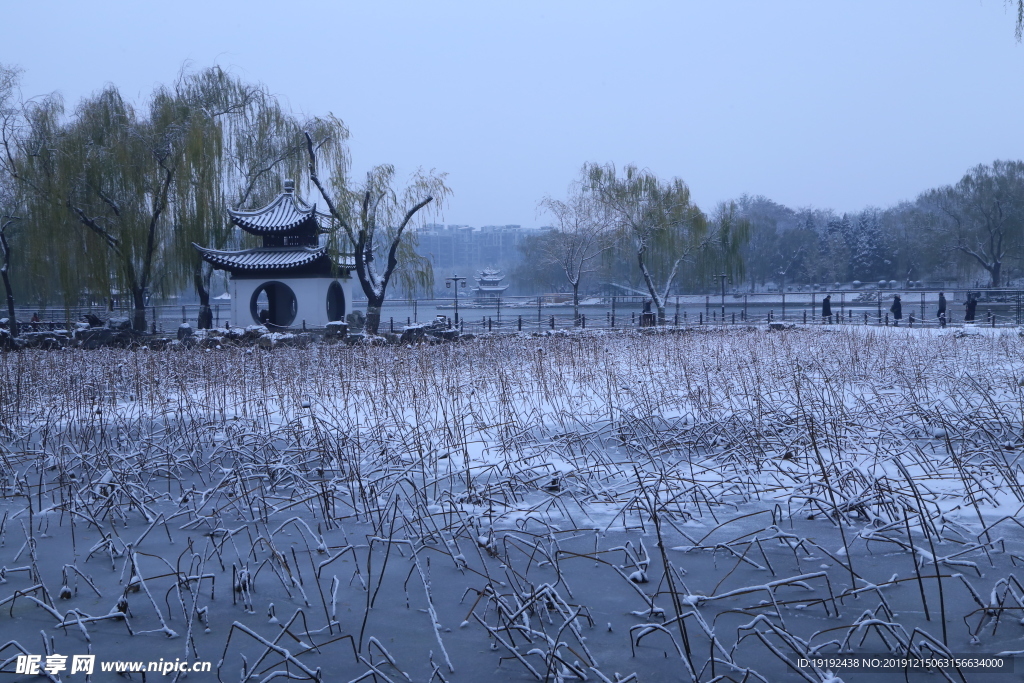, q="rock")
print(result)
[75,328,114,349]
[18,332,66,350]
[400,324,428,344]
[108,316,132,331]
[256,332,296,349]
[177,323,193,341]
[325,321,348,340]
[346,310,366,332]
[244,325,269,342]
